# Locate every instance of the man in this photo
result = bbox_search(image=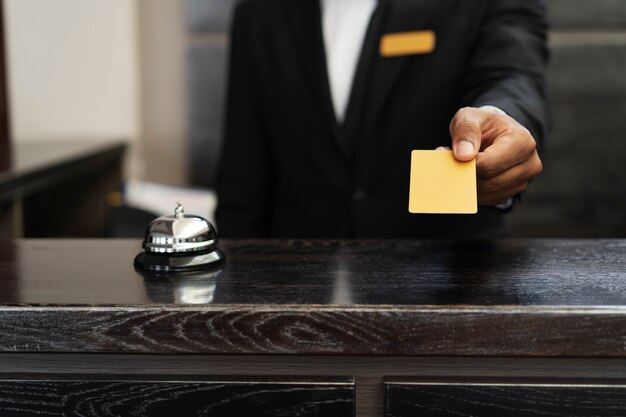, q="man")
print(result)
[216,0,548,238]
